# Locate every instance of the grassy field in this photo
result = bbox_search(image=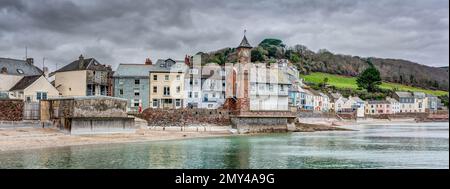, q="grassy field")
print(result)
[301,72,448,96]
